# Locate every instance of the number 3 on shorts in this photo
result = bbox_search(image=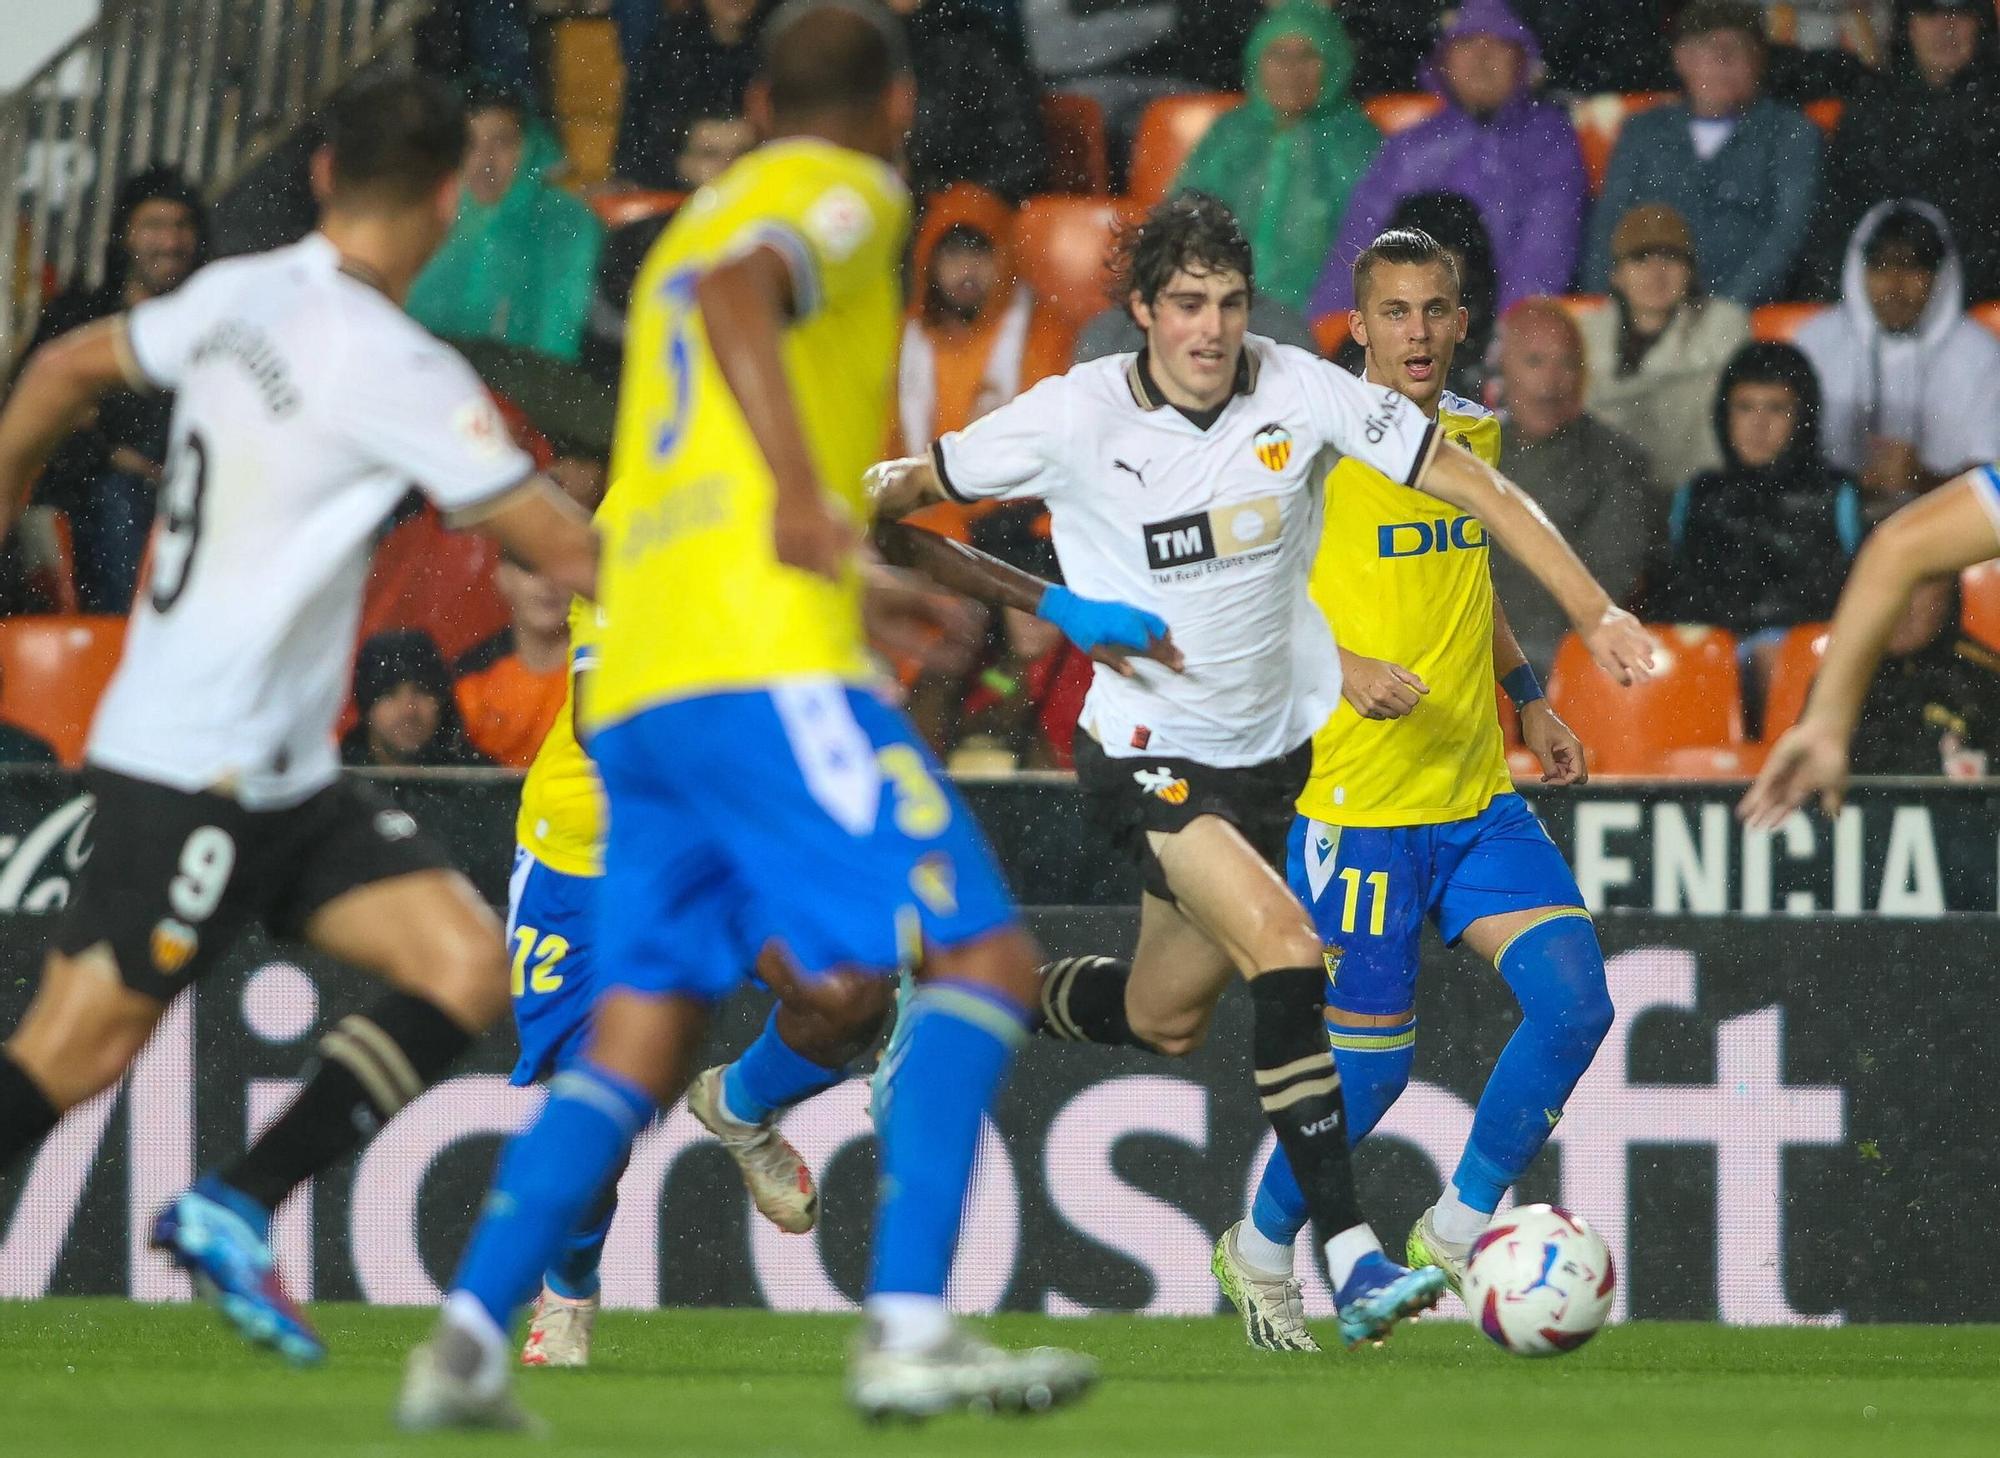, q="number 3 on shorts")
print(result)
[169,826,237,923]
